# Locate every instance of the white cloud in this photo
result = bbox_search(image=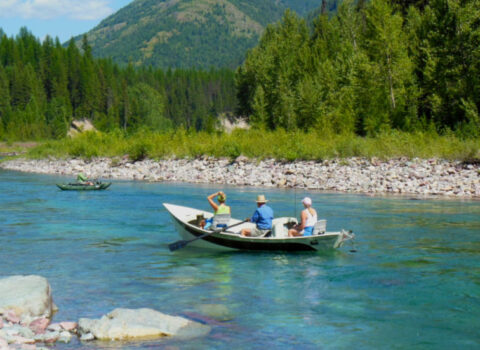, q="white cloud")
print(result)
[0,0,115,20]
